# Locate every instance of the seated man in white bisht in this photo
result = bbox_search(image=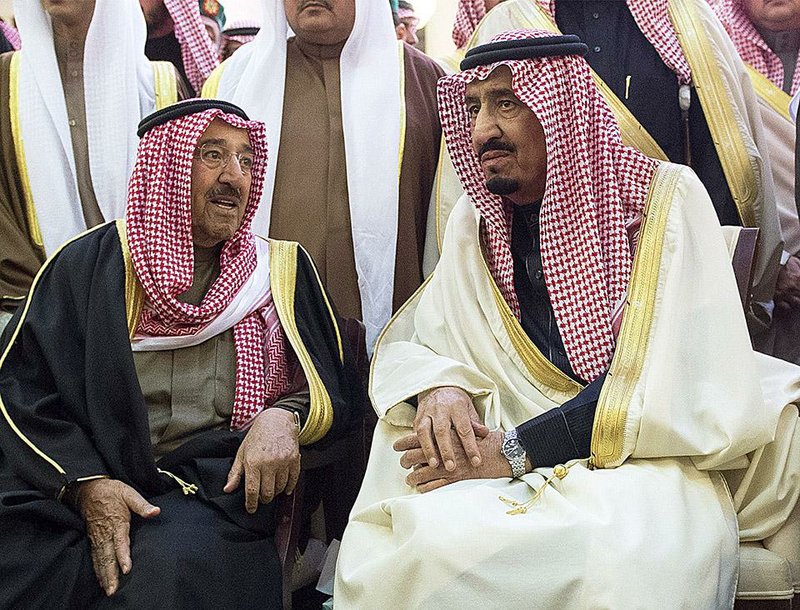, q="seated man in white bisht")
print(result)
[334,30,800,609]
